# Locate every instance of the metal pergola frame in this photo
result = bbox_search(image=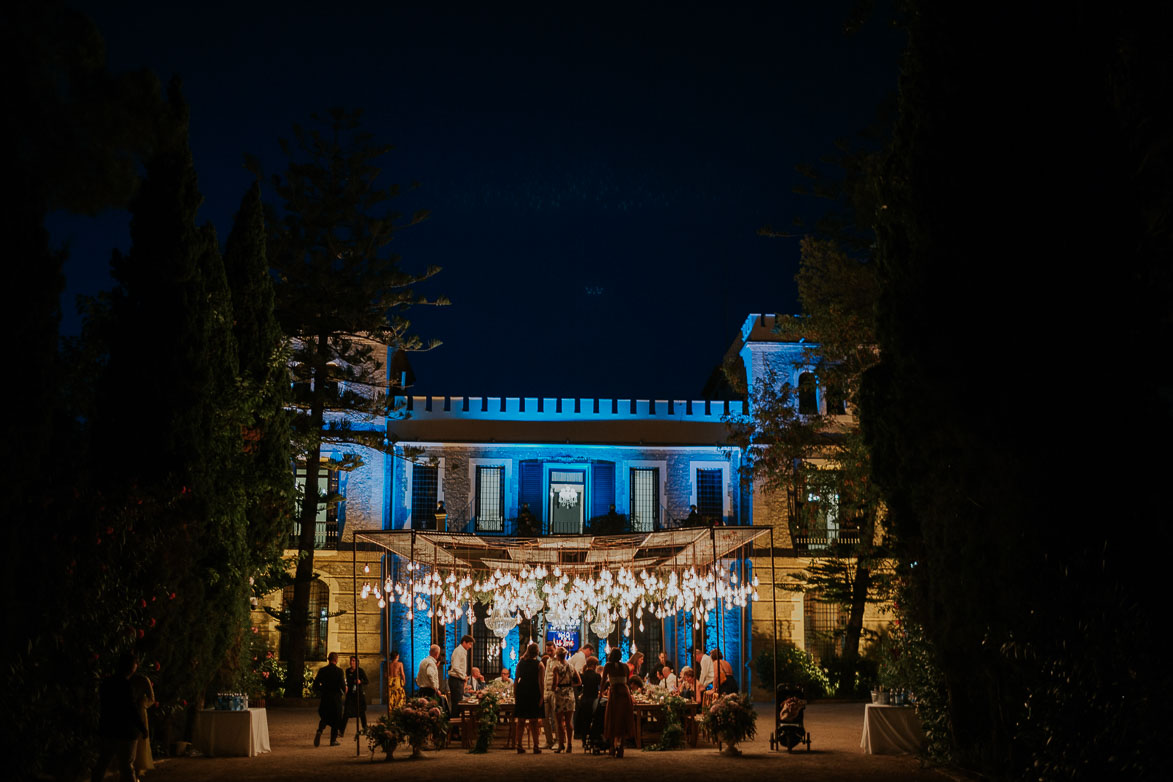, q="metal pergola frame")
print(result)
[348,525,778,754]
